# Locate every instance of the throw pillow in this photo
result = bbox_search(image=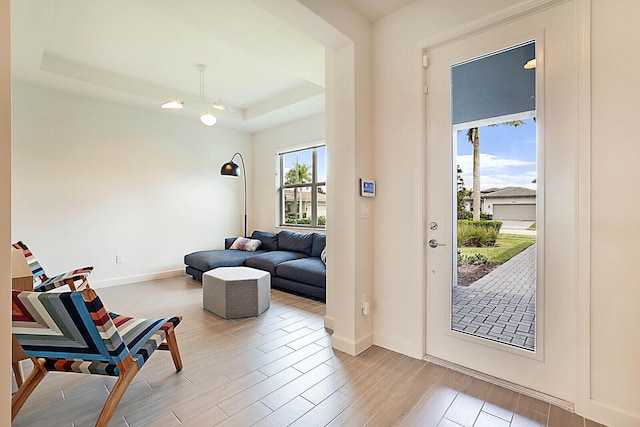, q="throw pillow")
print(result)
[230,237,262,252]
[321,247,327,265]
